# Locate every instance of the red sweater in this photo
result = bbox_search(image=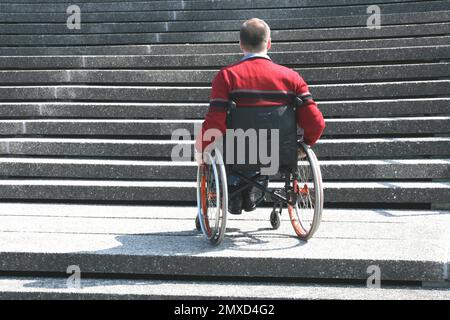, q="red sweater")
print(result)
[195,56,325,152]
